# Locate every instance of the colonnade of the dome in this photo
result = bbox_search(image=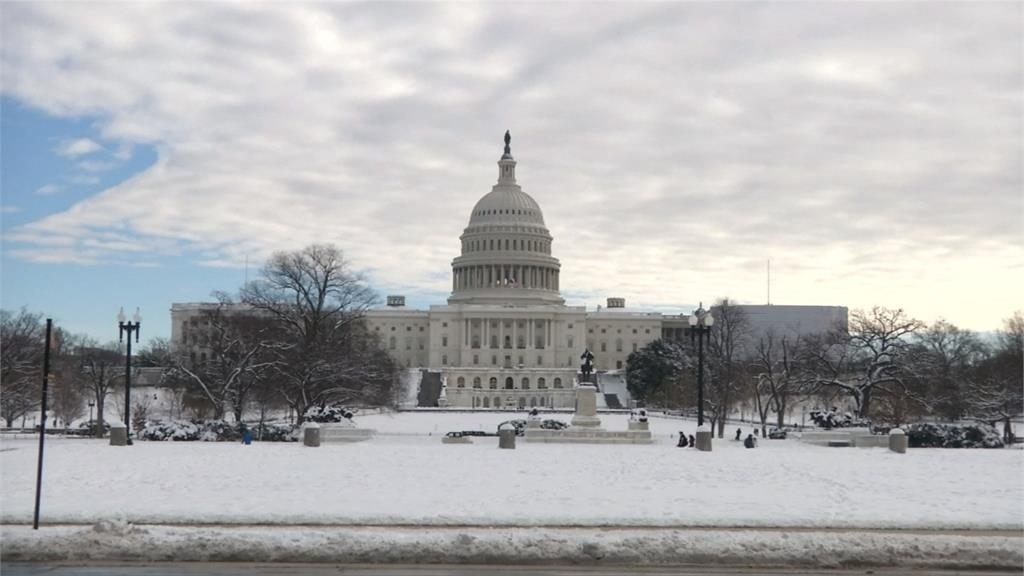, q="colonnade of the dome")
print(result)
[452,263,559,292]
